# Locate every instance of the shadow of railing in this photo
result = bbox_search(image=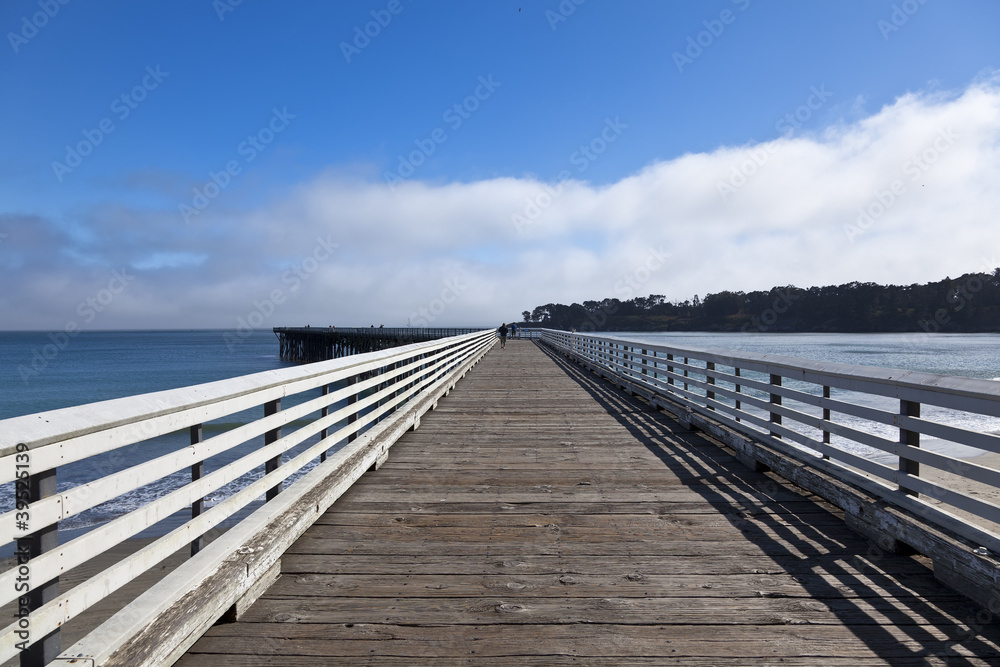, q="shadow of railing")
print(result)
[536,341,1000,664]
